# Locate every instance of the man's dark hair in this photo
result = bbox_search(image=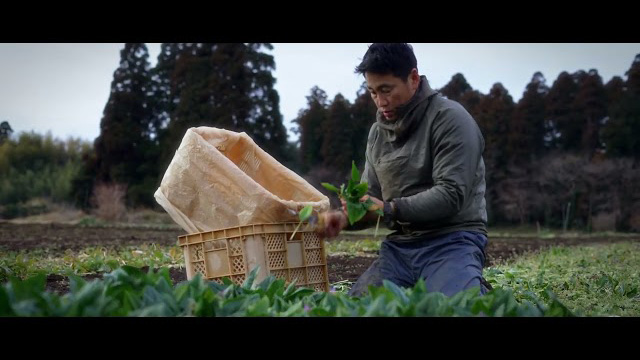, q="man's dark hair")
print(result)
[354,43,418,80]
